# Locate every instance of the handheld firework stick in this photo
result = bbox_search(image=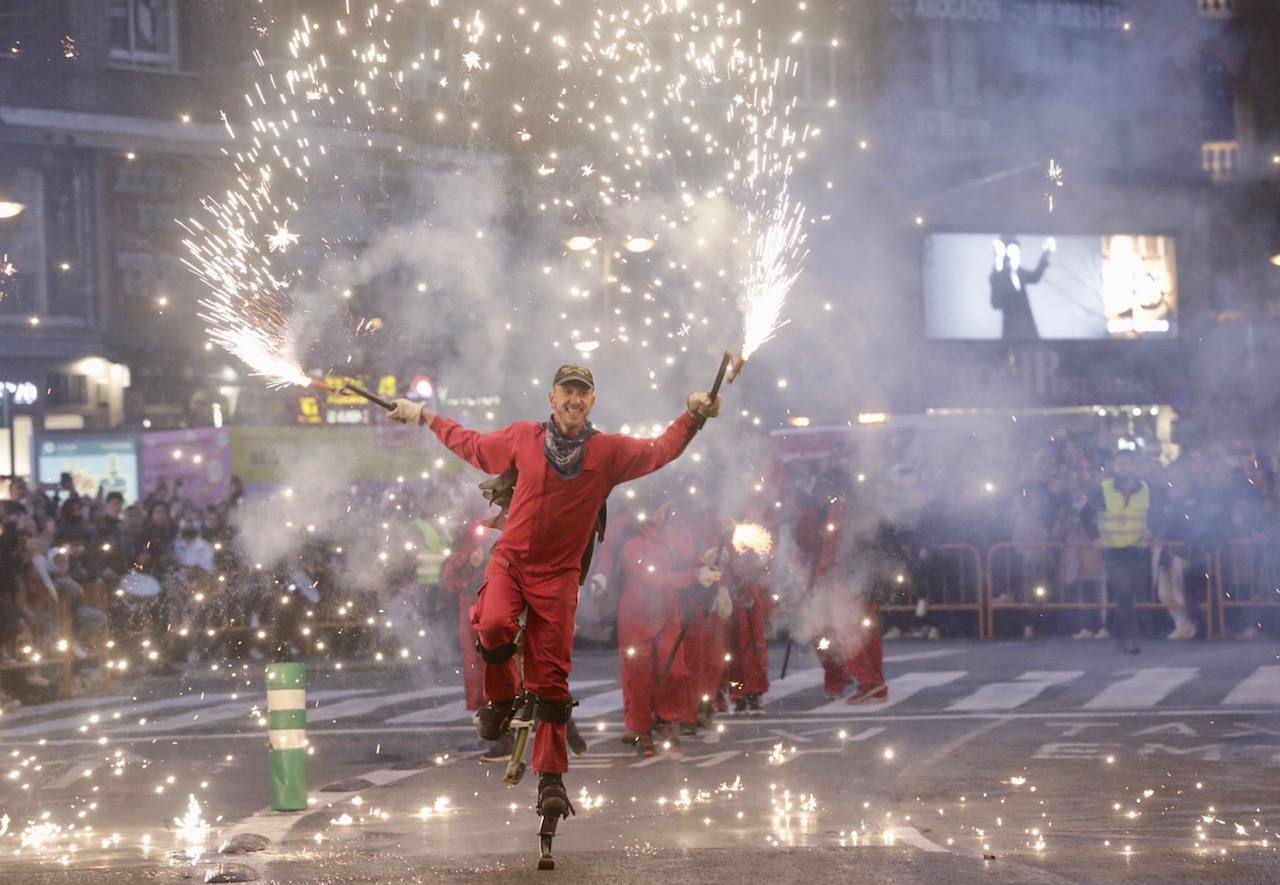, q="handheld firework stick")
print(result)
[778,638,794,681]
[342,382,394,411]
[307,378,395,411]
[694,350,735,429]
[659,534,732,682]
